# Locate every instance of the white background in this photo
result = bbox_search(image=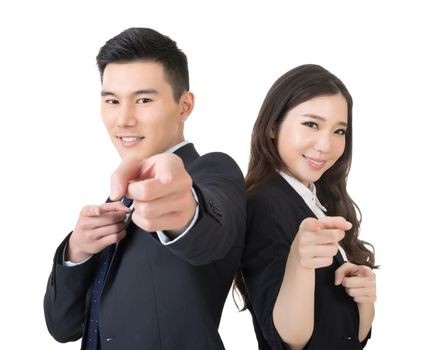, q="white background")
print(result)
[1,0,424,348]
